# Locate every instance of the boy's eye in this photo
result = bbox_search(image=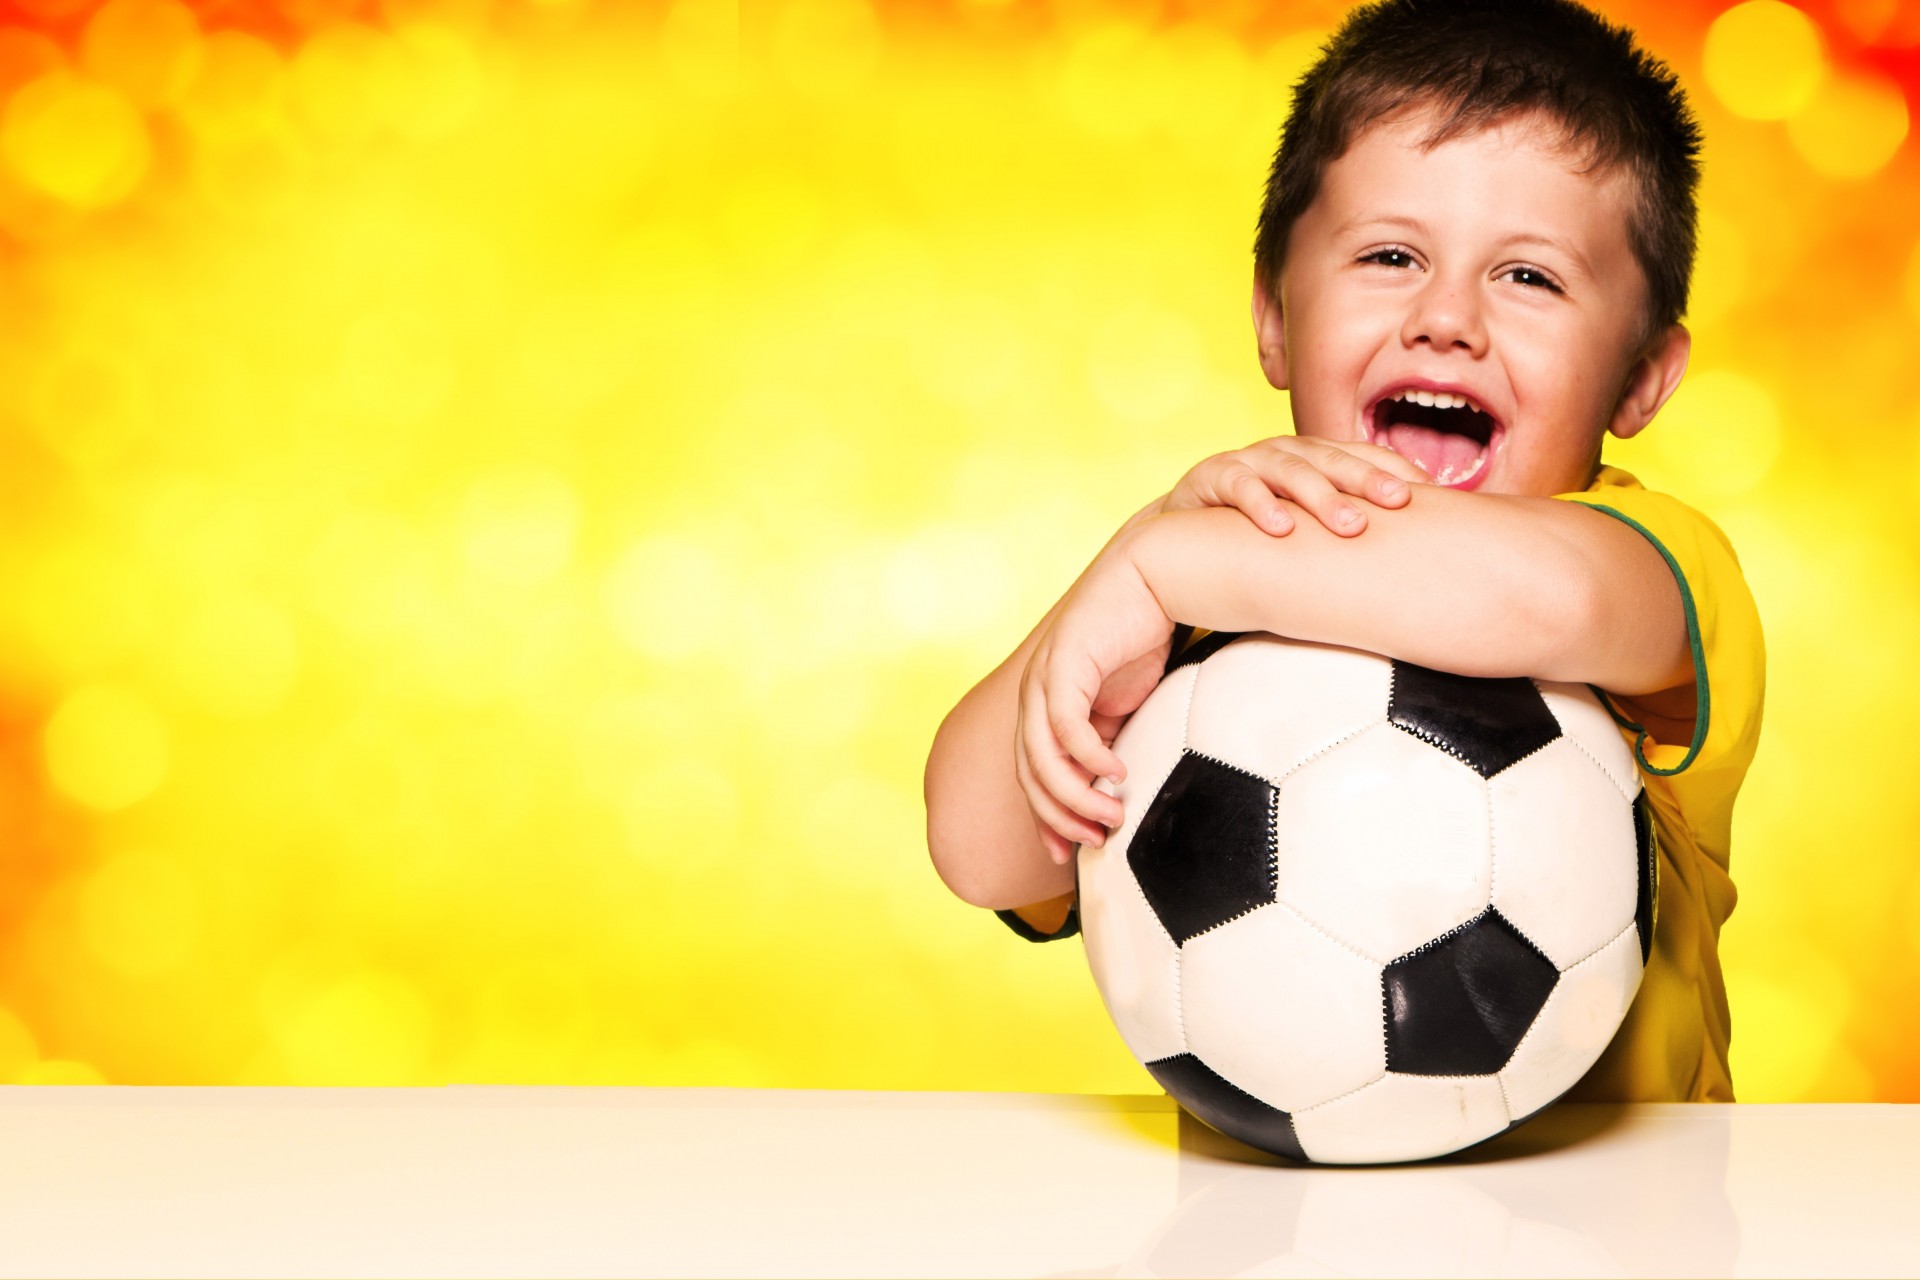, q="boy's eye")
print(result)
[1360,247,1417,269]
[1501,265,1565,293]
